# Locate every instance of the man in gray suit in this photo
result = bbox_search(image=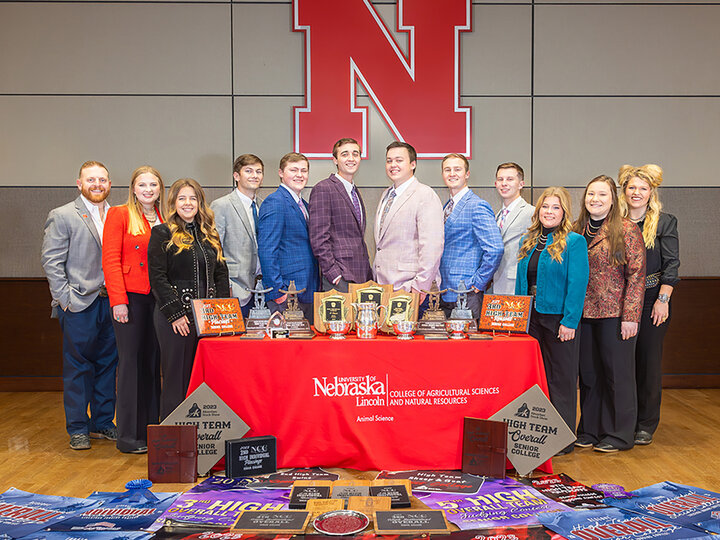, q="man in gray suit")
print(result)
[211,154,264,317]
[41,160,118,450]
[491,162,535,295]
